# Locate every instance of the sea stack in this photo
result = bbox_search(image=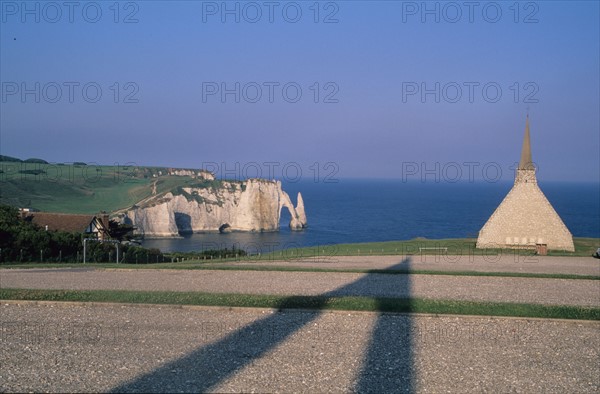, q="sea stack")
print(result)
[290,192,307,231]
[476,116,575,251]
